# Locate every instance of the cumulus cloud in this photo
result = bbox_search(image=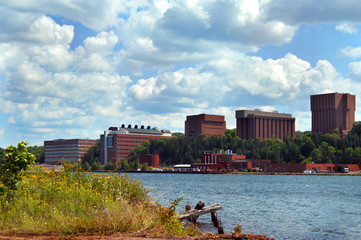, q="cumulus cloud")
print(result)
[262,0,361,25]
[339,46,361,59]
[2,0,361,146]
[336,23,358,34]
